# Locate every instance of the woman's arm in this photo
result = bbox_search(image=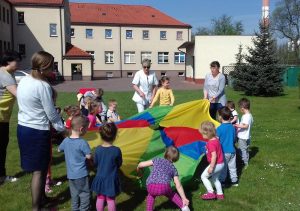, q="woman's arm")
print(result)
[150,85,157,103]
[170,89,175,106]
[174,176,189,206]
[6,84,17,97]
[214,75,225,98]
[203,75,208,99]
[133,84,145,98]
[208,151,217,174]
